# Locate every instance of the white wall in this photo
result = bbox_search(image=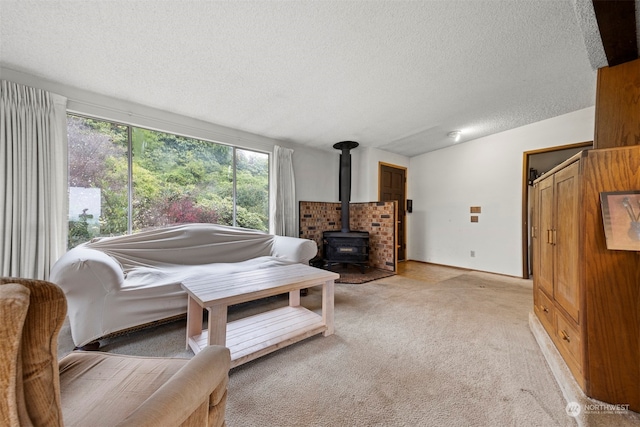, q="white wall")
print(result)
[294,146,339,203]
[407,107,595,277]
[351,147,410,202]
